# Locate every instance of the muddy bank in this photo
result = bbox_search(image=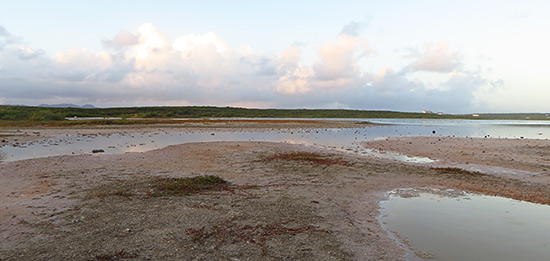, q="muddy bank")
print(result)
[2,139,549,260]
[0,119,368,142]
[0,120,370,155]
[363,136,550,185]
